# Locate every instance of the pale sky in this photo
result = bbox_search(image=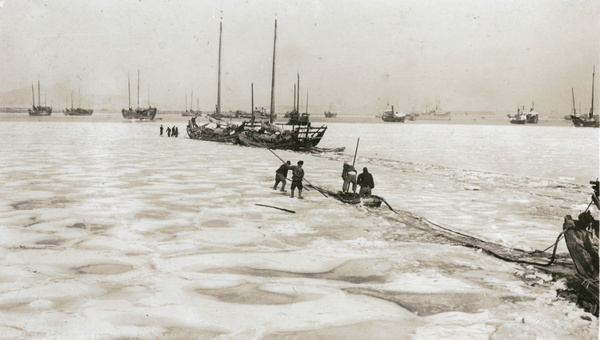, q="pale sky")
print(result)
[0,0,598,114]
